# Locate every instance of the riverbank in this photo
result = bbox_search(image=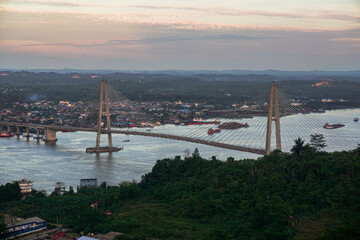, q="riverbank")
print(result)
[1,147,360,239]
